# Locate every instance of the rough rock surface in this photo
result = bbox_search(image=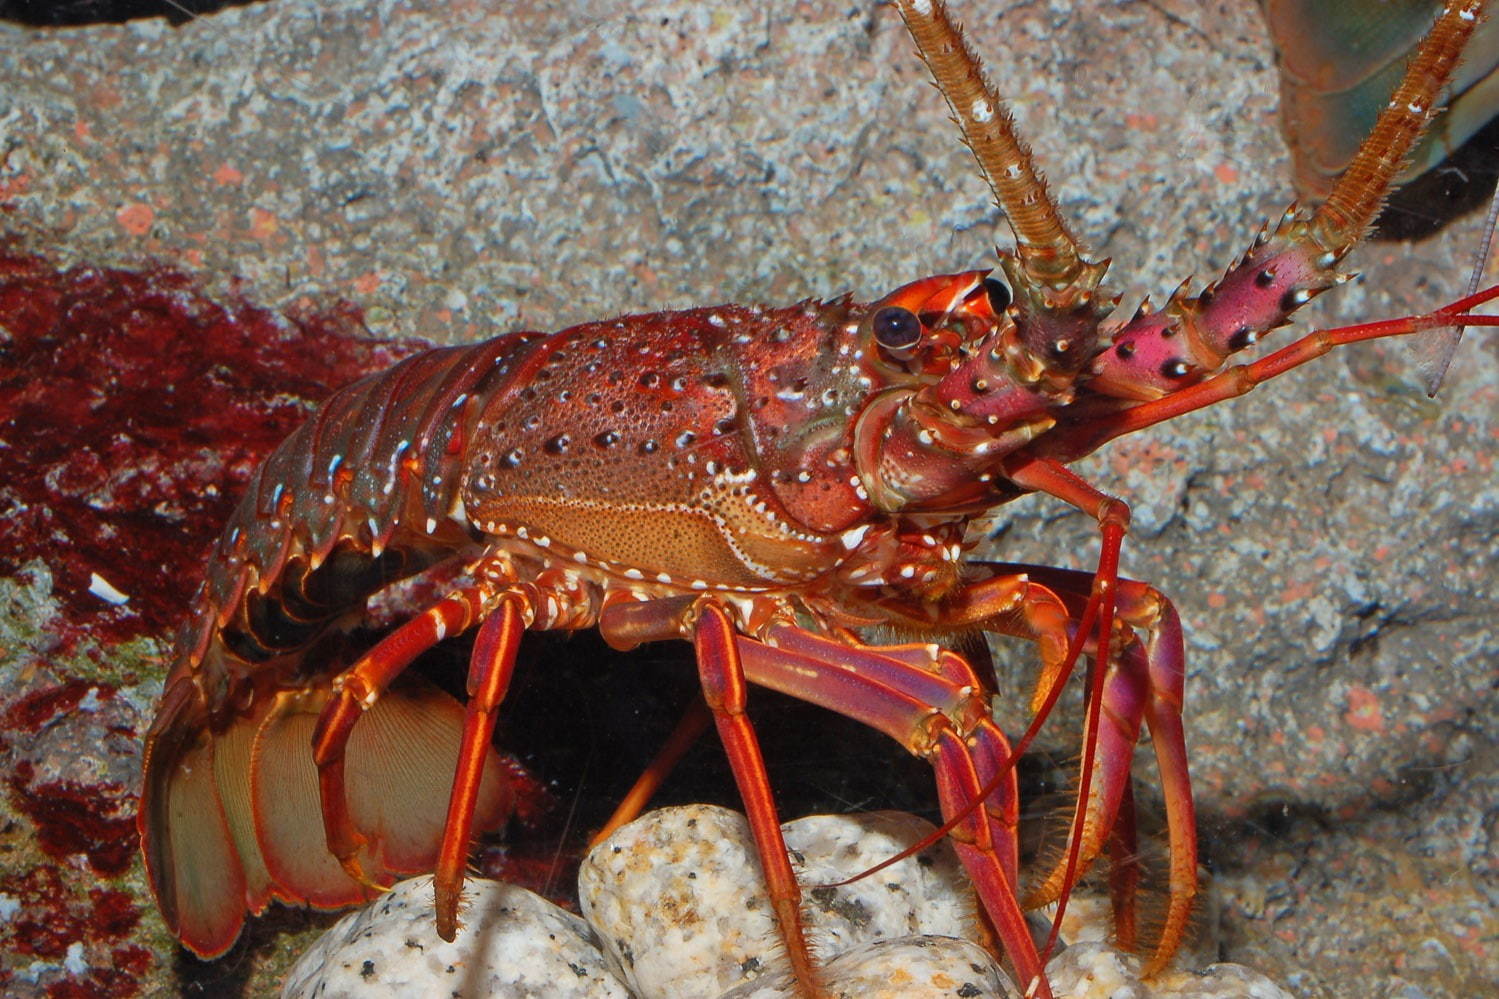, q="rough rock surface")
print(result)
[0,0,1494,996]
